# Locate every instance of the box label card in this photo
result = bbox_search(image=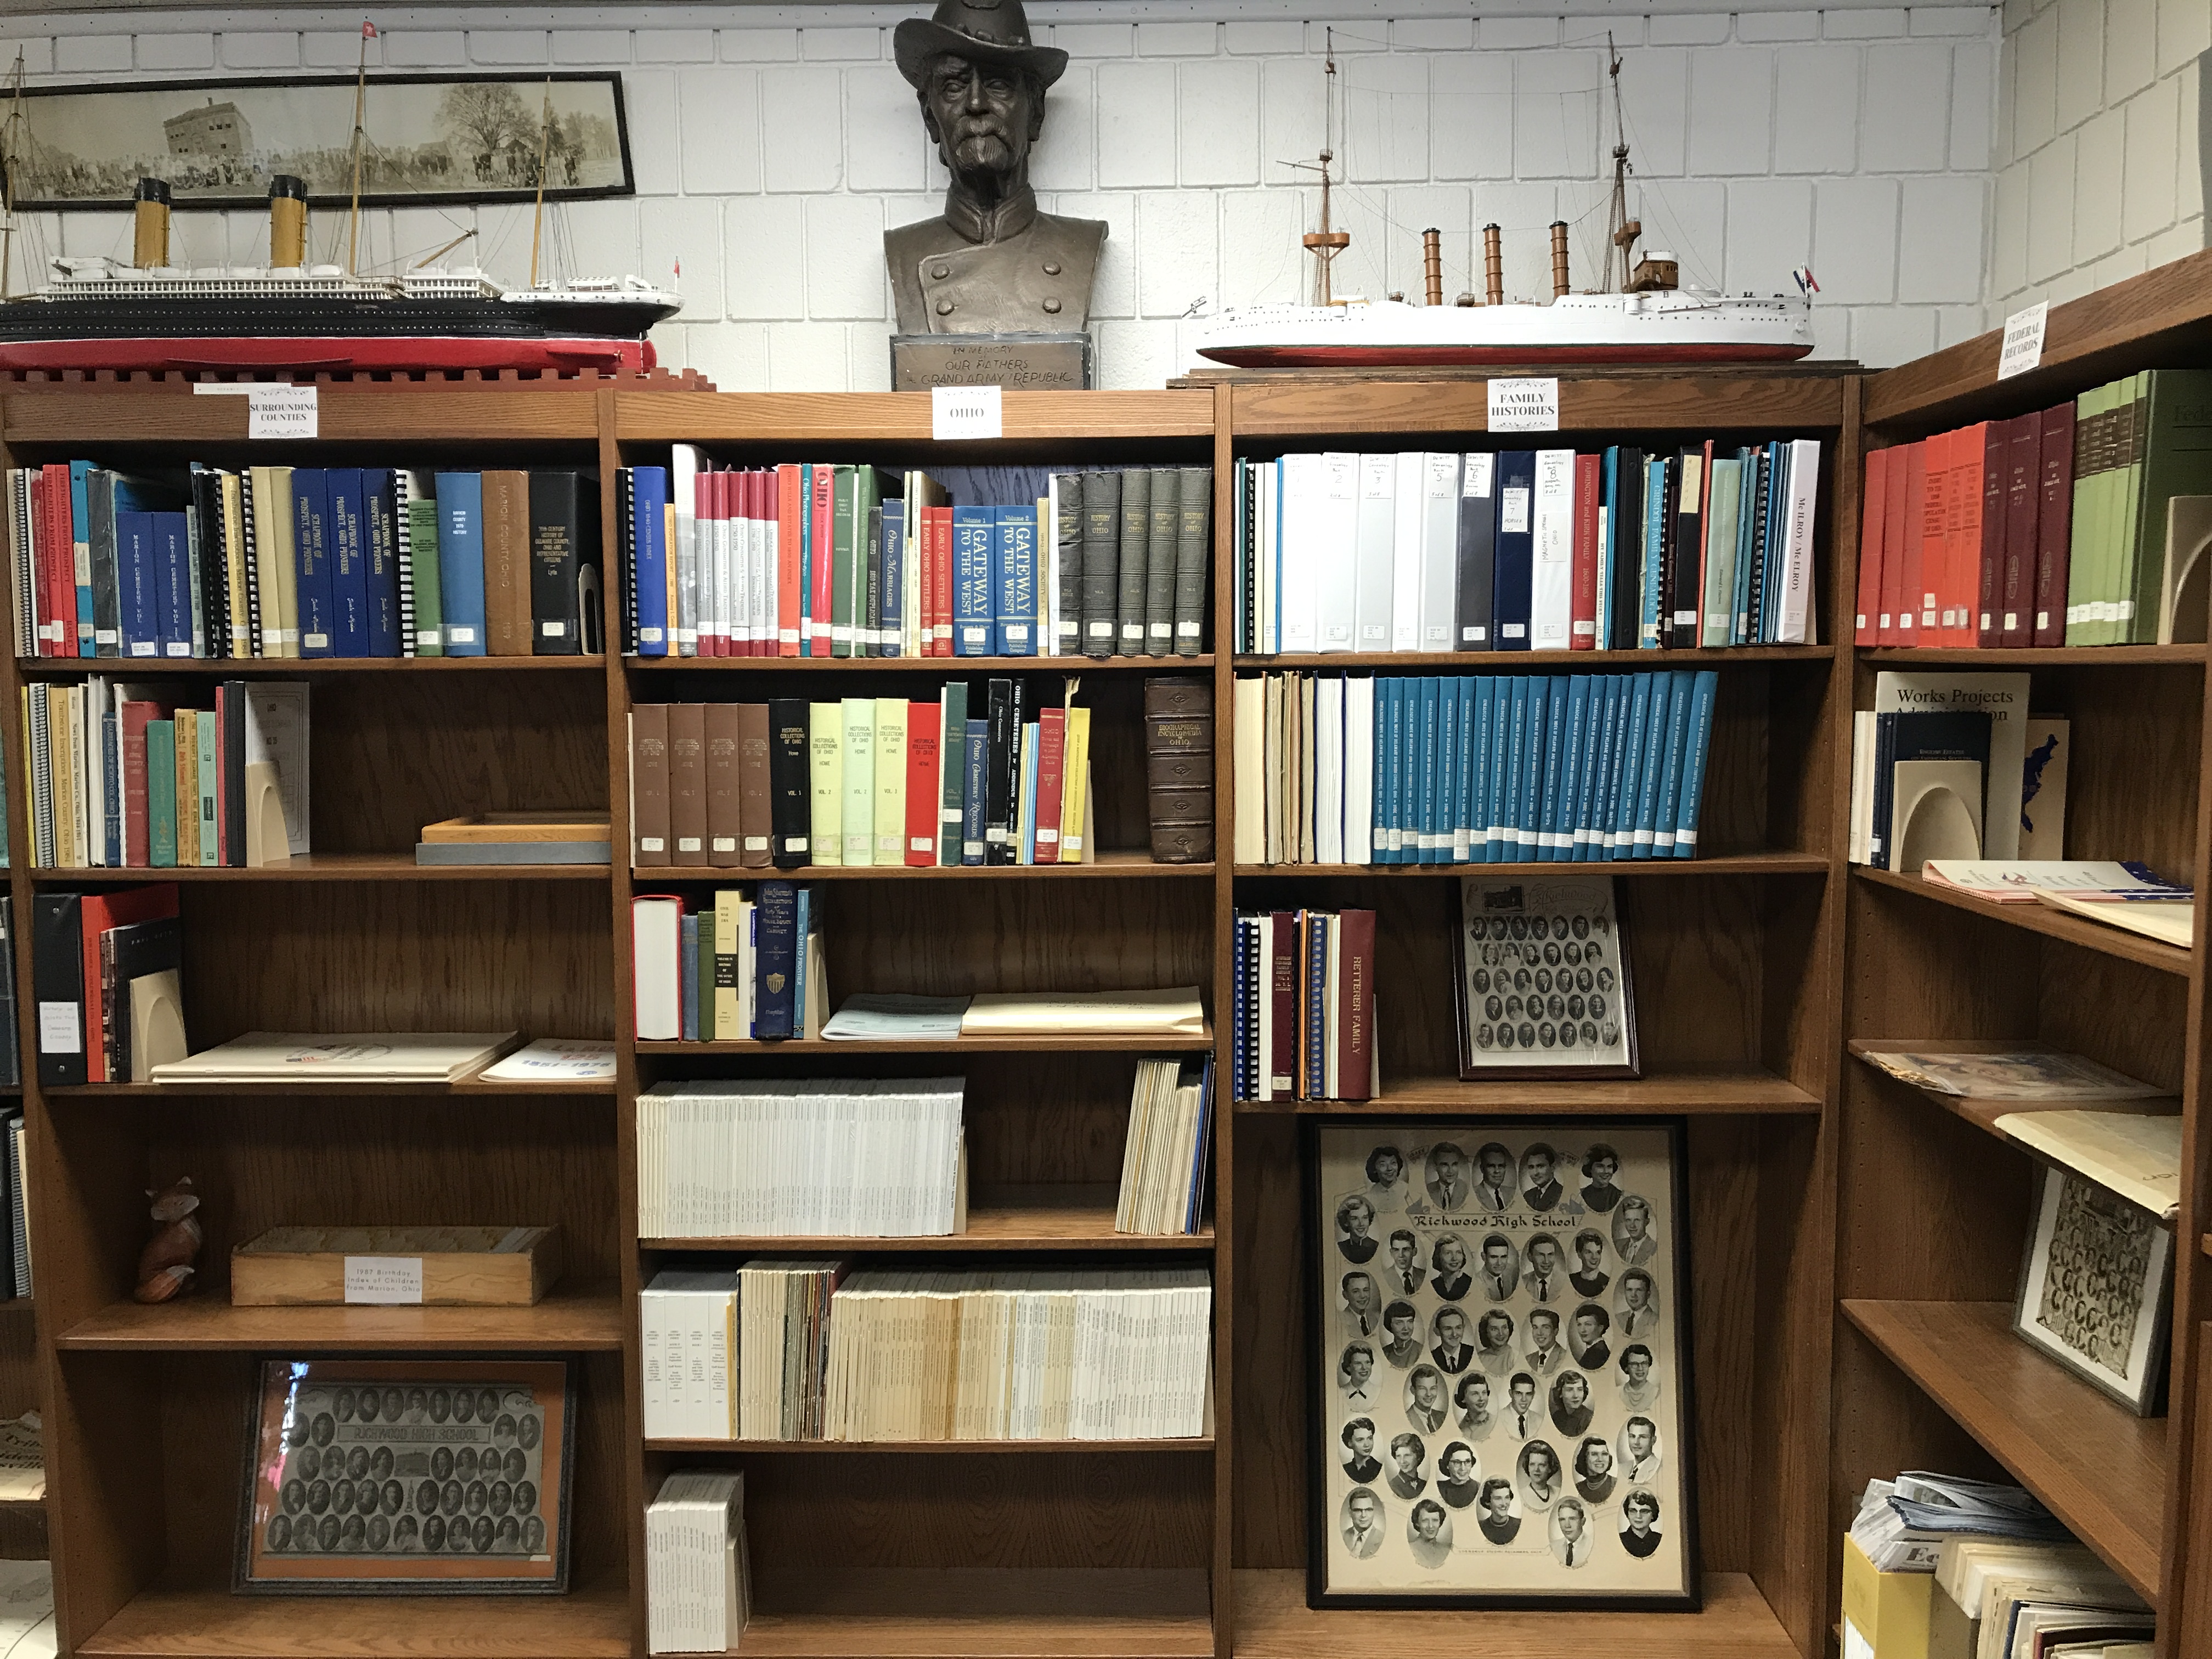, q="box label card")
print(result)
[344,1256,425,1305]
